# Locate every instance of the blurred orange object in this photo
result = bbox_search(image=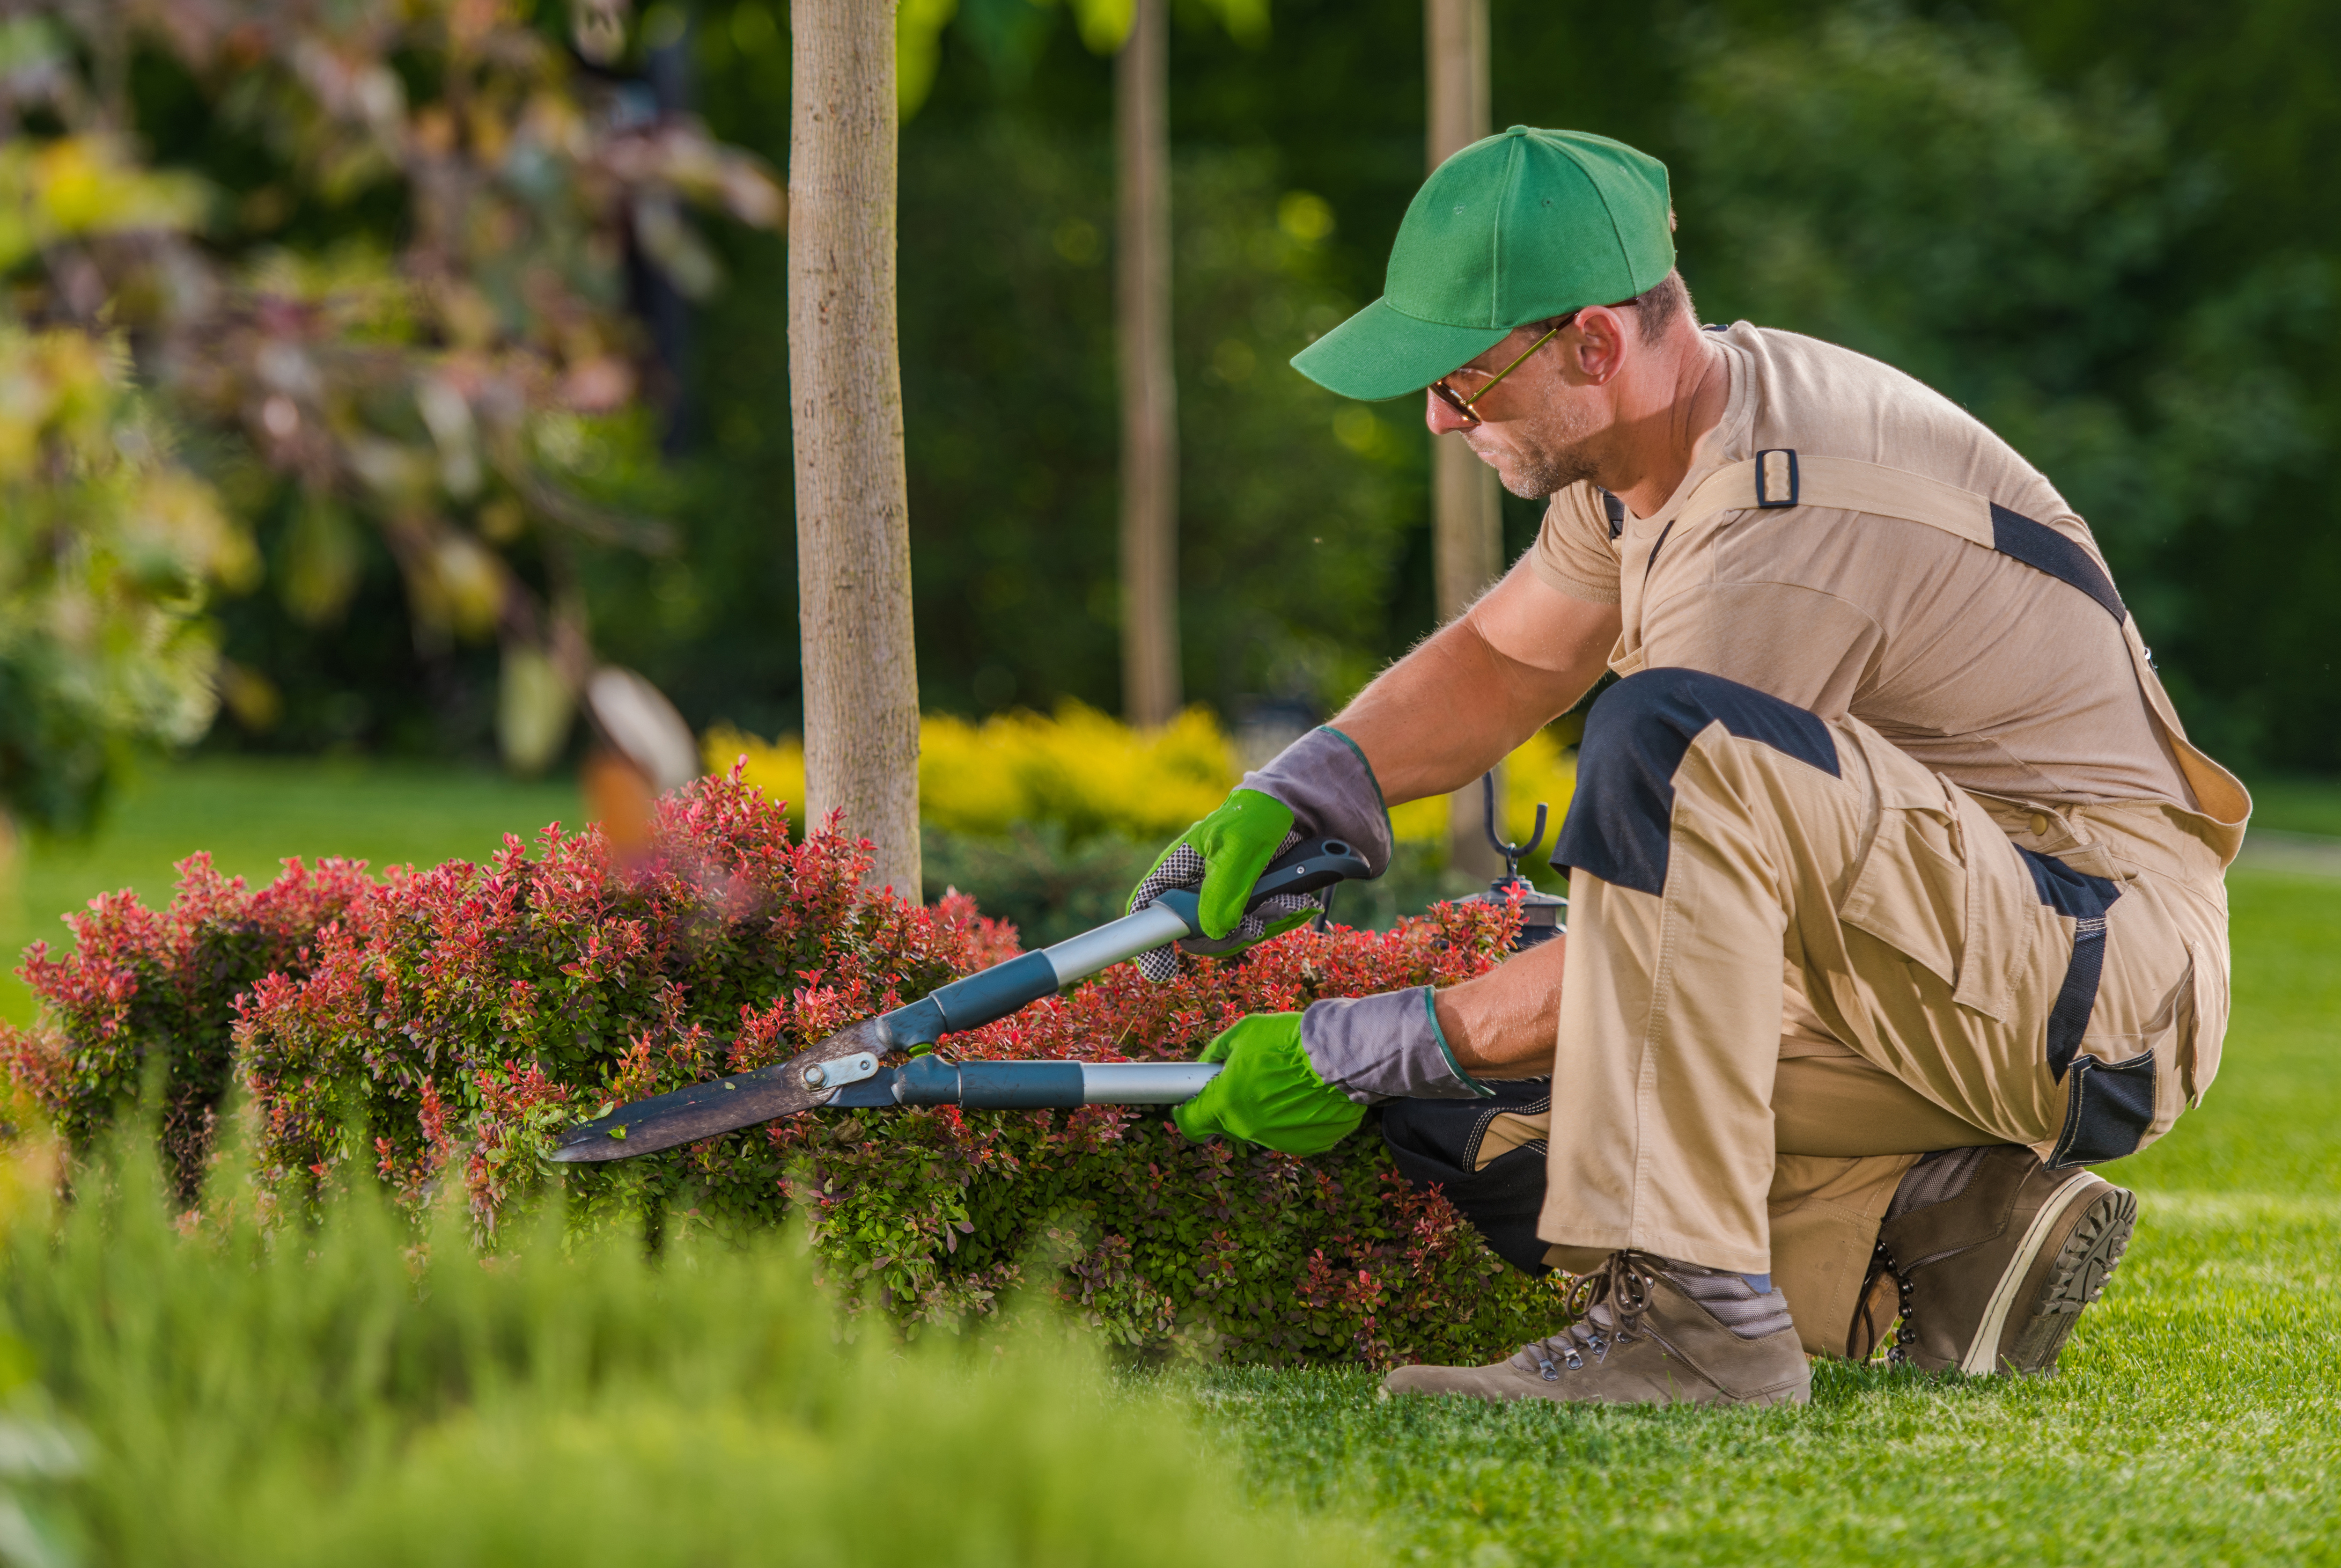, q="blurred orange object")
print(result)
[583,746,658,852]
[581,667,699,852]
